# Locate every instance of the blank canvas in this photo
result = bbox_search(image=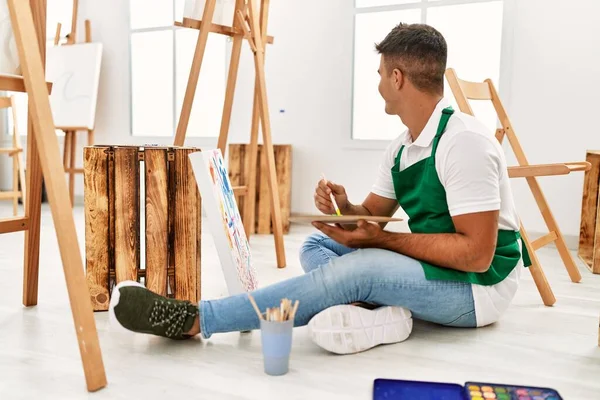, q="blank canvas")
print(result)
[46,42,103,129]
